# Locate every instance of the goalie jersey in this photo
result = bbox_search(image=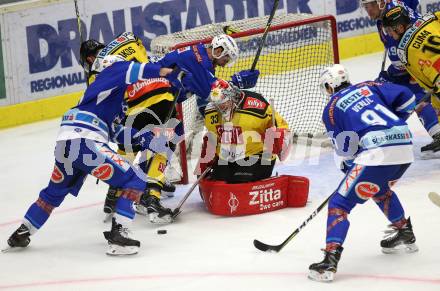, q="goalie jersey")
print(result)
[396,12,440,92]
[323,81,415,166]
[204,90,288,162]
